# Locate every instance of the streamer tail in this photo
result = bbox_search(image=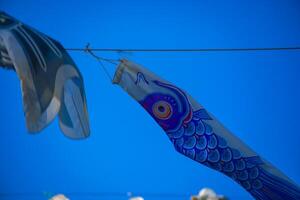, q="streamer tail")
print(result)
[250,166,300,200]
